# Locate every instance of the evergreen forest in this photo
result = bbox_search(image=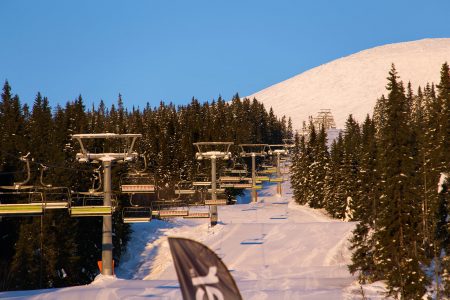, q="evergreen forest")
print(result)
[291,63,450,299]
[0,85,290,291]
